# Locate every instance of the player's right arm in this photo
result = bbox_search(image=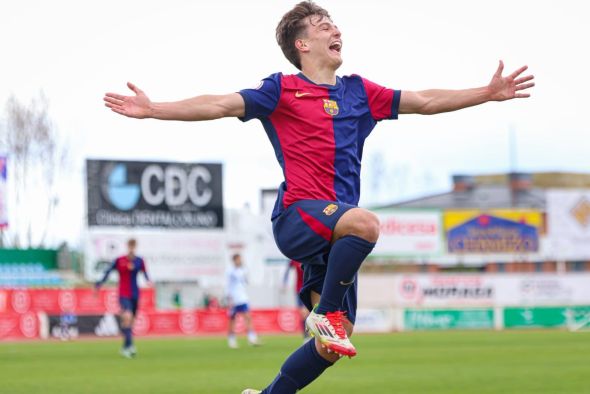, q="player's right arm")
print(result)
[104,82,245,120]
[95,260,117,289]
